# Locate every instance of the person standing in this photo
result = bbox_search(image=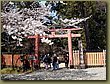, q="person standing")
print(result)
[47,54,52,69]
[33,56,40,70]
[43,54,48,70]
[56,56,60,69]
[64,54,69,68]
[1,54,6,69]
[23,58,30,72]
[52,54,58,70]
